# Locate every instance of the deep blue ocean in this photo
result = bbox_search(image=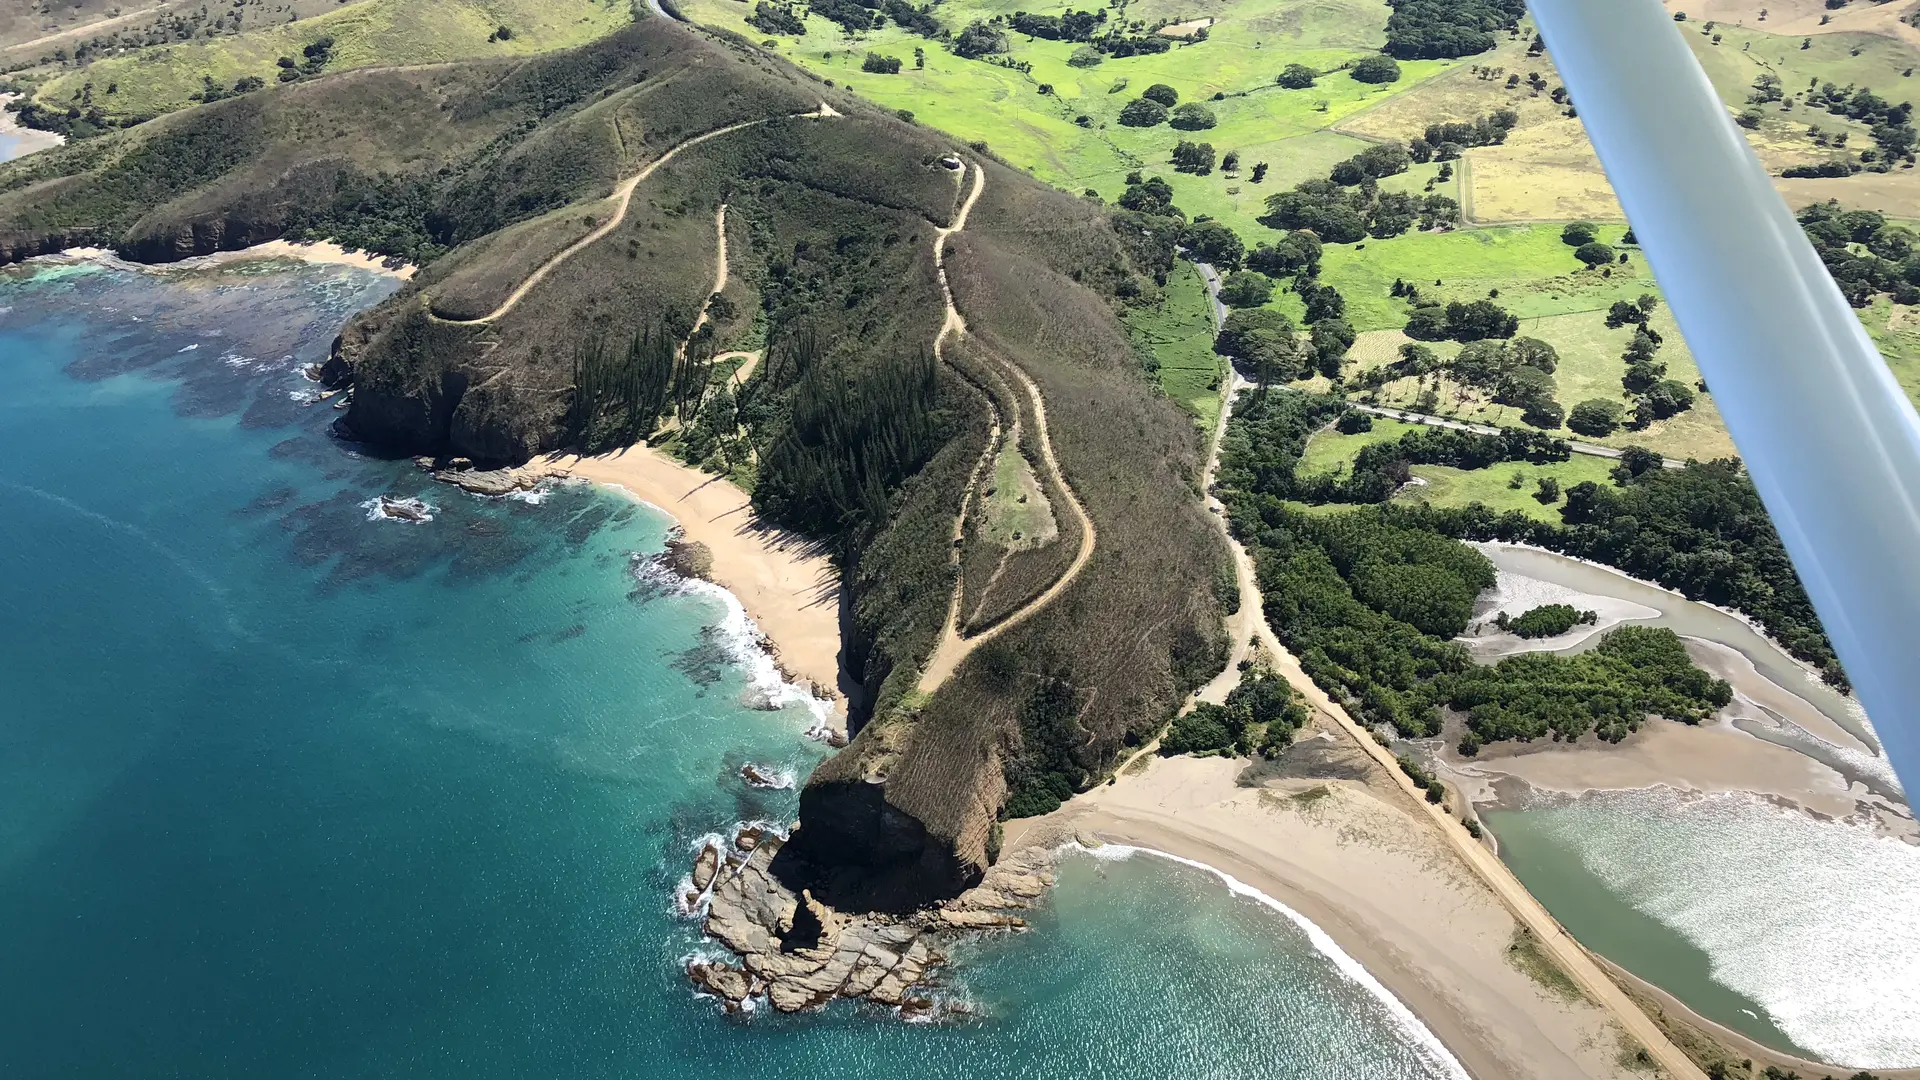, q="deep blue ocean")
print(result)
[0,258,1459,1079]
